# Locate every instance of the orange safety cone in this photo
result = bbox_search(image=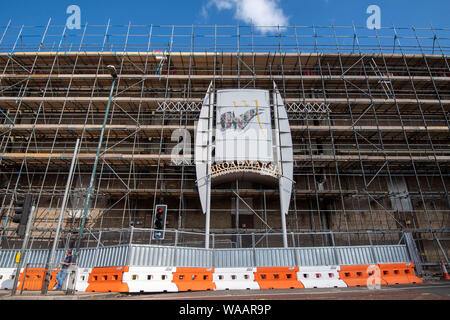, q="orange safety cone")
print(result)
[441,261,450,280]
